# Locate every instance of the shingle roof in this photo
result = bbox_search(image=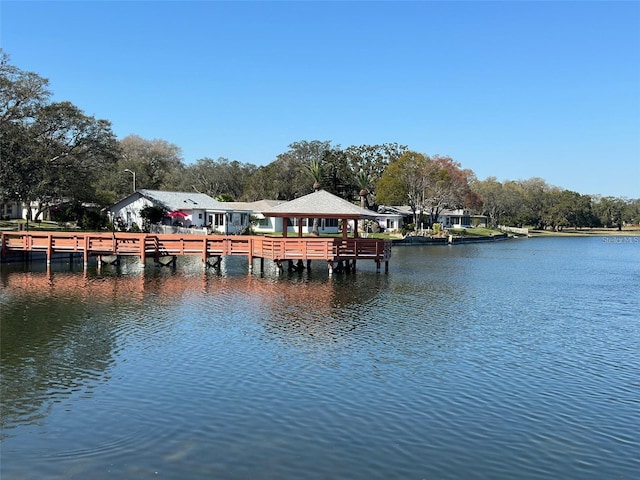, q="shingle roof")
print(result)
[138,189,229,211]
[224,199,285,212]
[261,190,378,219]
